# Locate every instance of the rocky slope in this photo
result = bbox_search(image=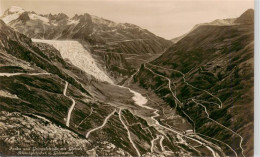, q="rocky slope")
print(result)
[133,9,254,156]
[1,6,172,81]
